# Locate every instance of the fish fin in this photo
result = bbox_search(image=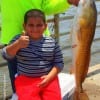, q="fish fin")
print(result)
[77,28,82,42]
[73,90,89,100]
[79,92,89,100]
[69,66,75,74]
